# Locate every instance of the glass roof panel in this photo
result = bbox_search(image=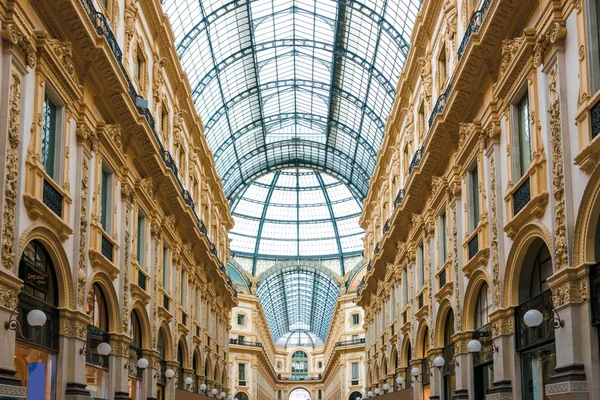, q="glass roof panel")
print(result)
[228,168,363,274]
[164,0,421,203]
